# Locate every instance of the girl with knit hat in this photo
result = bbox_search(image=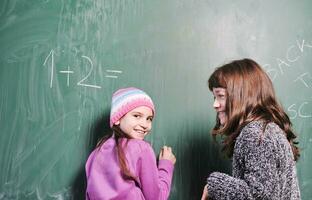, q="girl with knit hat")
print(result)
[201,58,300,200]
[85,87,176,200]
